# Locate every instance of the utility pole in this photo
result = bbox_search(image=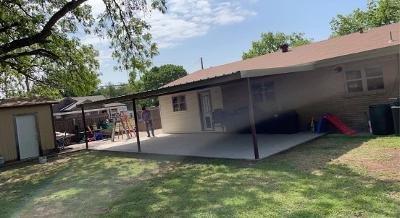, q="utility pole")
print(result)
[200,57,204,70]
